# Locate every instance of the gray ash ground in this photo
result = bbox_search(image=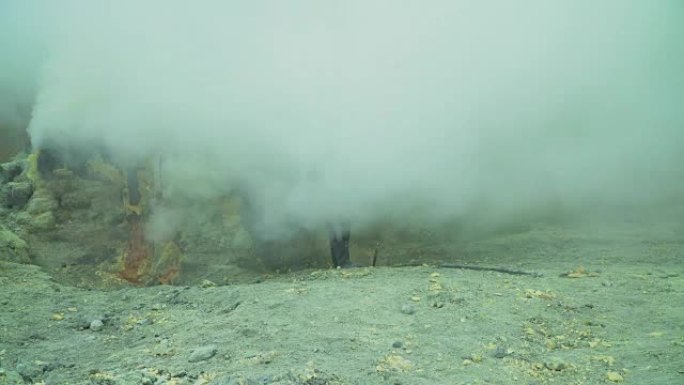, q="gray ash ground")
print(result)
[1,217,683,385]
